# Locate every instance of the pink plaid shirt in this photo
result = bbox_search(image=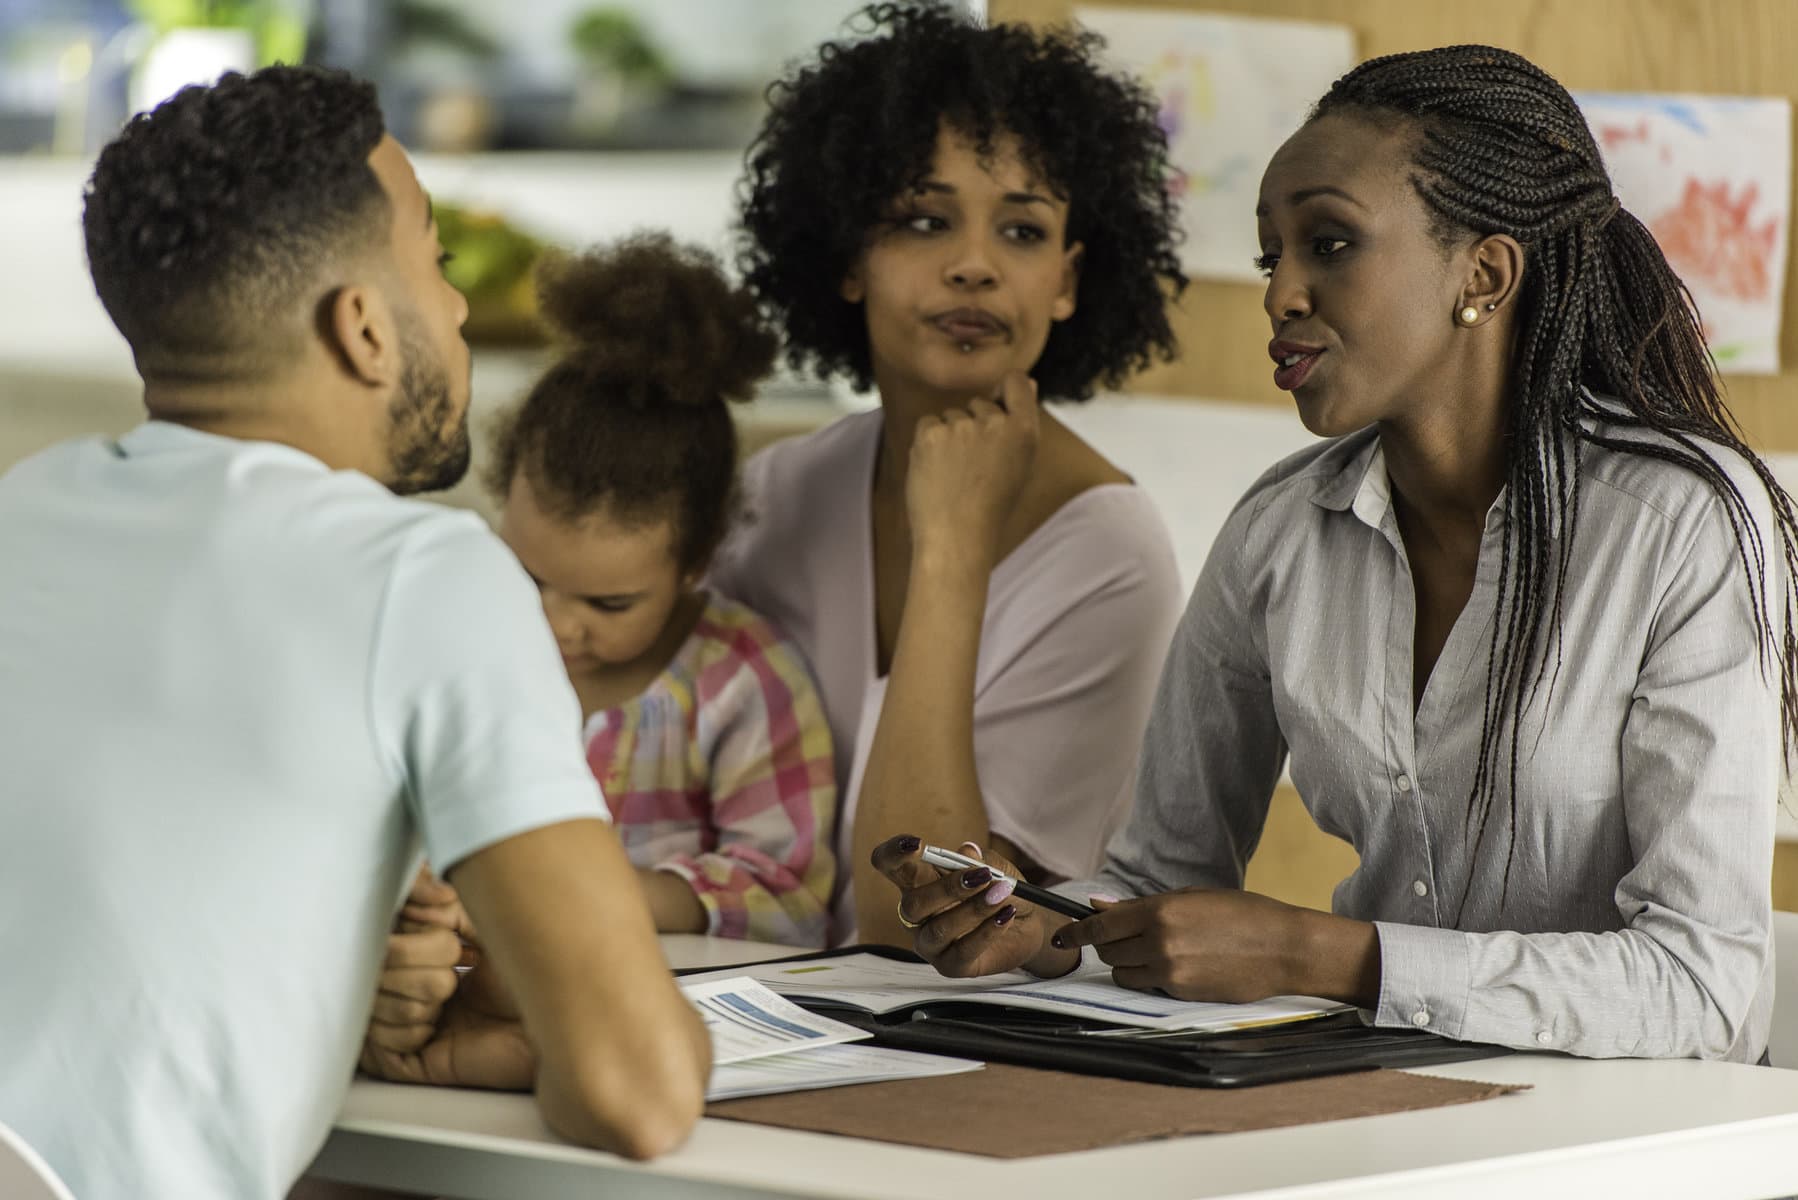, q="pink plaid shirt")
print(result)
[584,595,837,946]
